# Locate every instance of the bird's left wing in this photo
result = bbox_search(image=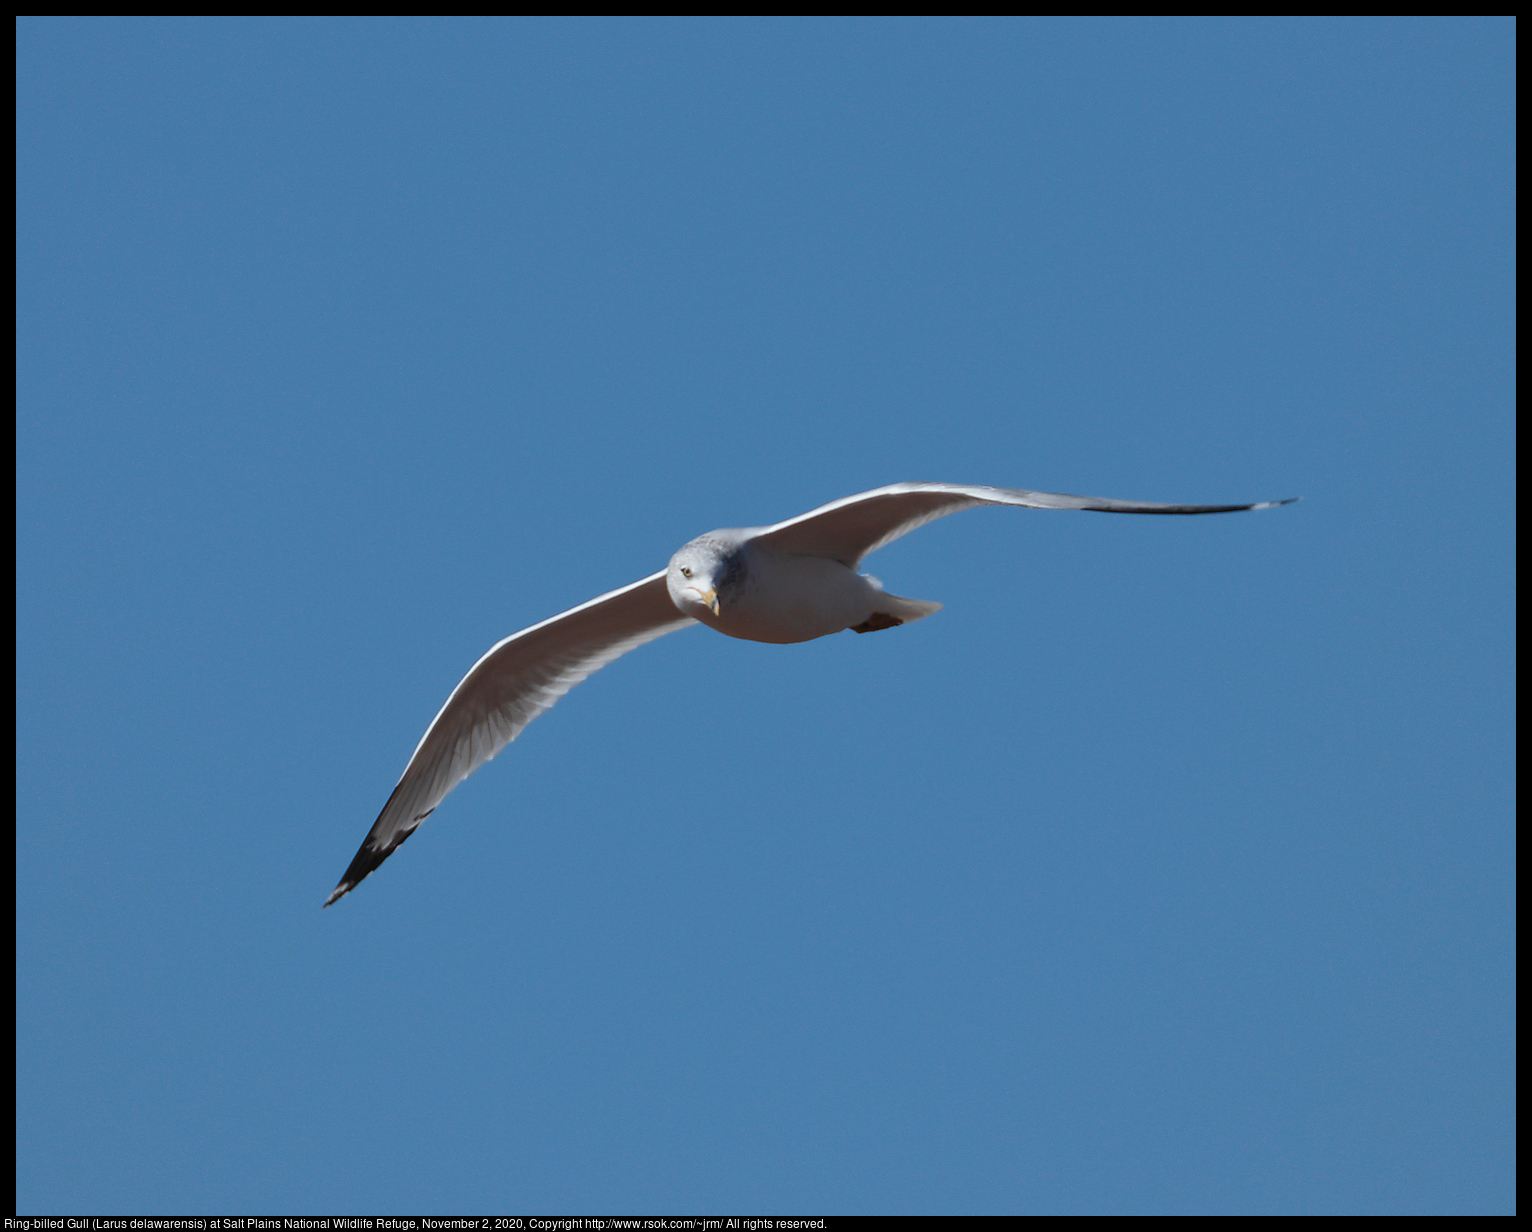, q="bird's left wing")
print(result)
[325,570,694,906]
[752,482,1296,567]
